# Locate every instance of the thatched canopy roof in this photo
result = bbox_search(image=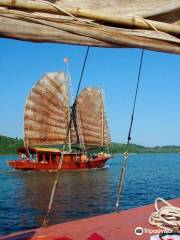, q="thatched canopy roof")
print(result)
[0,0,180,54]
